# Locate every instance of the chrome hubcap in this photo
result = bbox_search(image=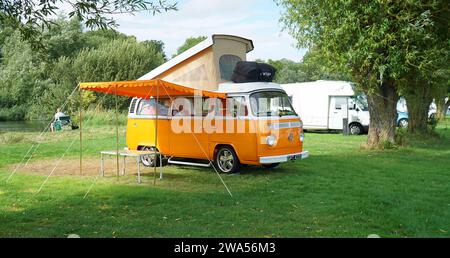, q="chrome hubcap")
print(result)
[141,147,155,166]
[217,150,234,173]
[350,126,361,135]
